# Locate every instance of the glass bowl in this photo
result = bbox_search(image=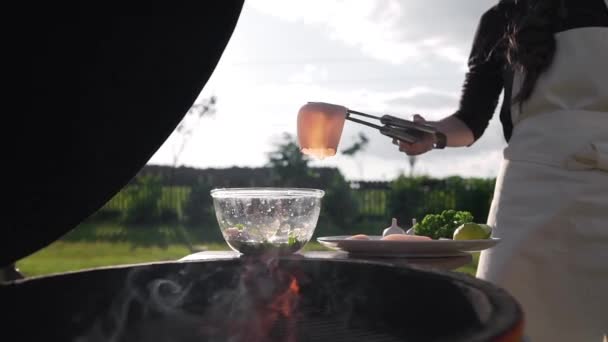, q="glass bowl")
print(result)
[210,188,325,255]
